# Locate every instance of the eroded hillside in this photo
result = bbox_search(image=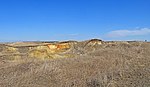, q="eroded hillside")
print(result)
[0,39,103,61]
